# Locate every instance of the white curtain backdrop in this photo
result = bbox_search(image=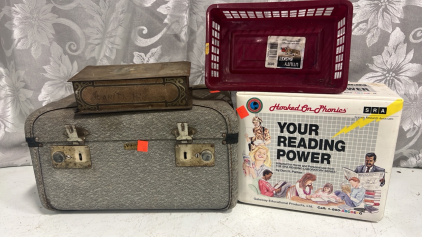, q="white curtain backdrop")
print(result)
[0,0,421,168]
